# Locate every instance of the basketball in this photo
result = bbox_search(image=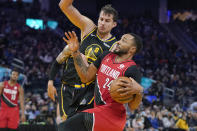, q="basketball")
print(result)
[110,76,135,104]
